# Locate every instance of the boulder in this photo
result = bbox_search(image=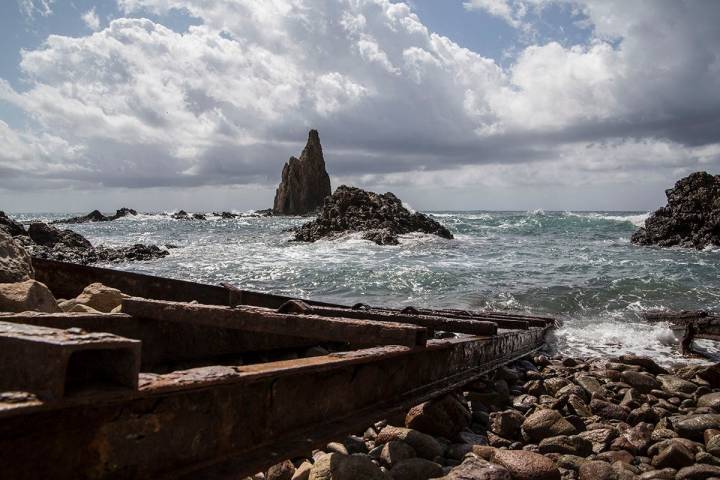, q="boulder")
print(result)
[405,394,470,439]
[489,409,525,439]
[267,460,296,480]
[491,449,560,480]
[656,374,697,395]
[0,231,34,283]
[294,186,453,245]
[0,211,27,237]
[389,458,443,480]
[74,283,127,313]
[27,222,92,250]
[698,392,720,410]
[437,457,511,480]
[375,426,443,460]
[379,441,416,467]
[273,130,332,215]
[521,409,577,442]
[675,464,720,479]
[0,279,60,313]
[308,453,389,480]
[538,435,592,457]
[674,414,720,440]
[631,171,720,249]
[590,398,630,421]
[621,370,660,393]
[578,461,616,480]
